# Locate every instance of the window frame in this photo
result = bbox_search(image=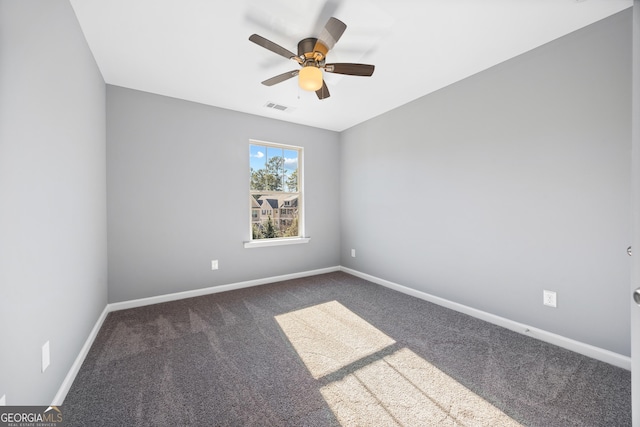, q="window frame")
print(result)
[244,139,309,248]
